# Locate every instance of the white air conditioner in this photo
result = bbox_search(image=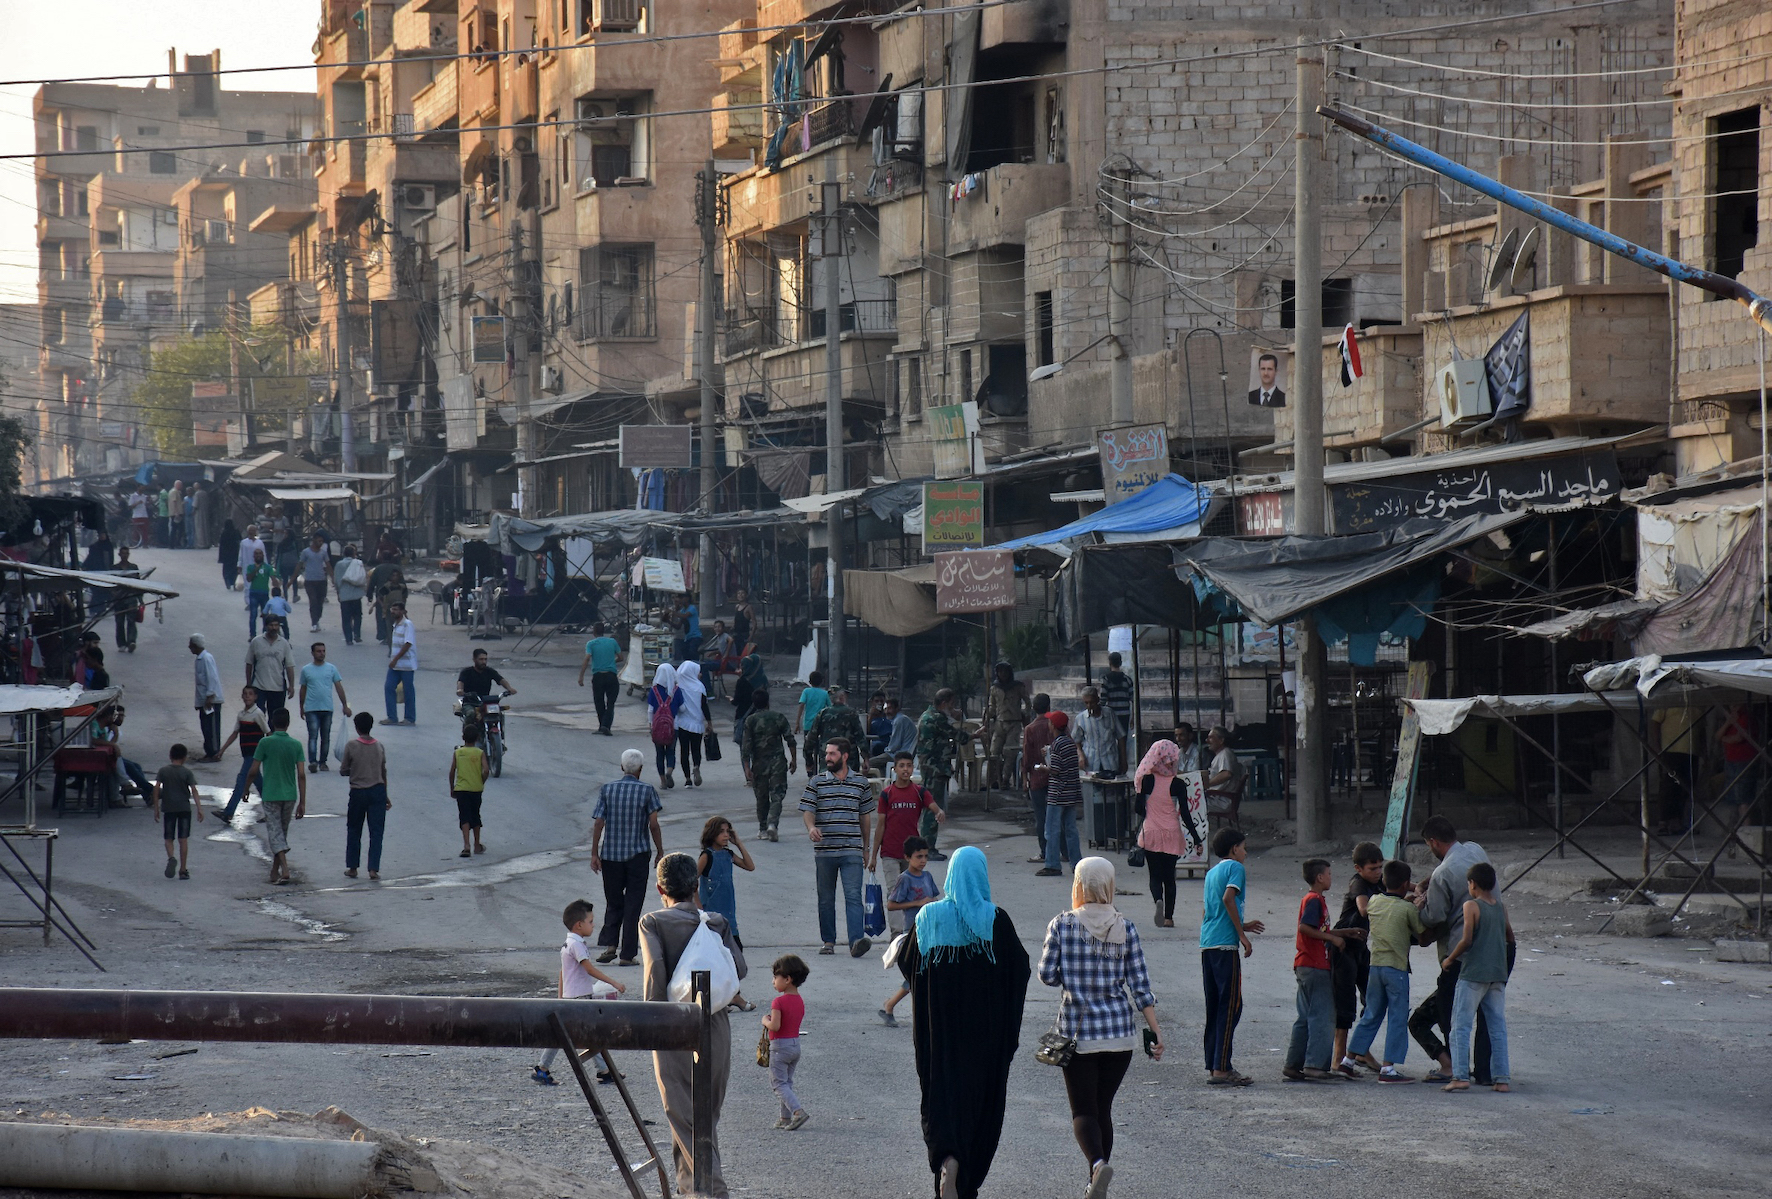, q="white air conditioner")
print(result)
[403,184,437,211]
[1438,359,1493,430]
[540,365,564,394]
